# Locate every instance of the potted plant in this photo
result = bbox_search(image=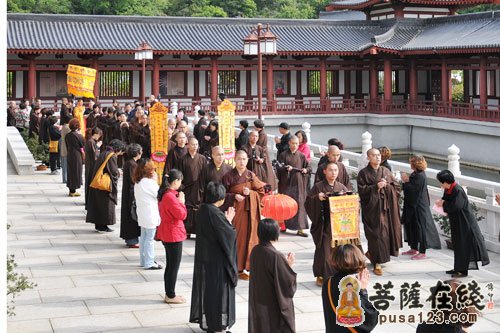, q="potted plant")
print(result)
[20,132,49,171]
